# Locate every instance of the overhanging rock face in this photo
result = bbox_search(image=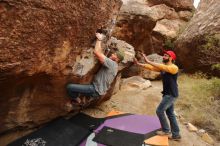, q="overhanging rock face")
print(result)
[0,0,122,134]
